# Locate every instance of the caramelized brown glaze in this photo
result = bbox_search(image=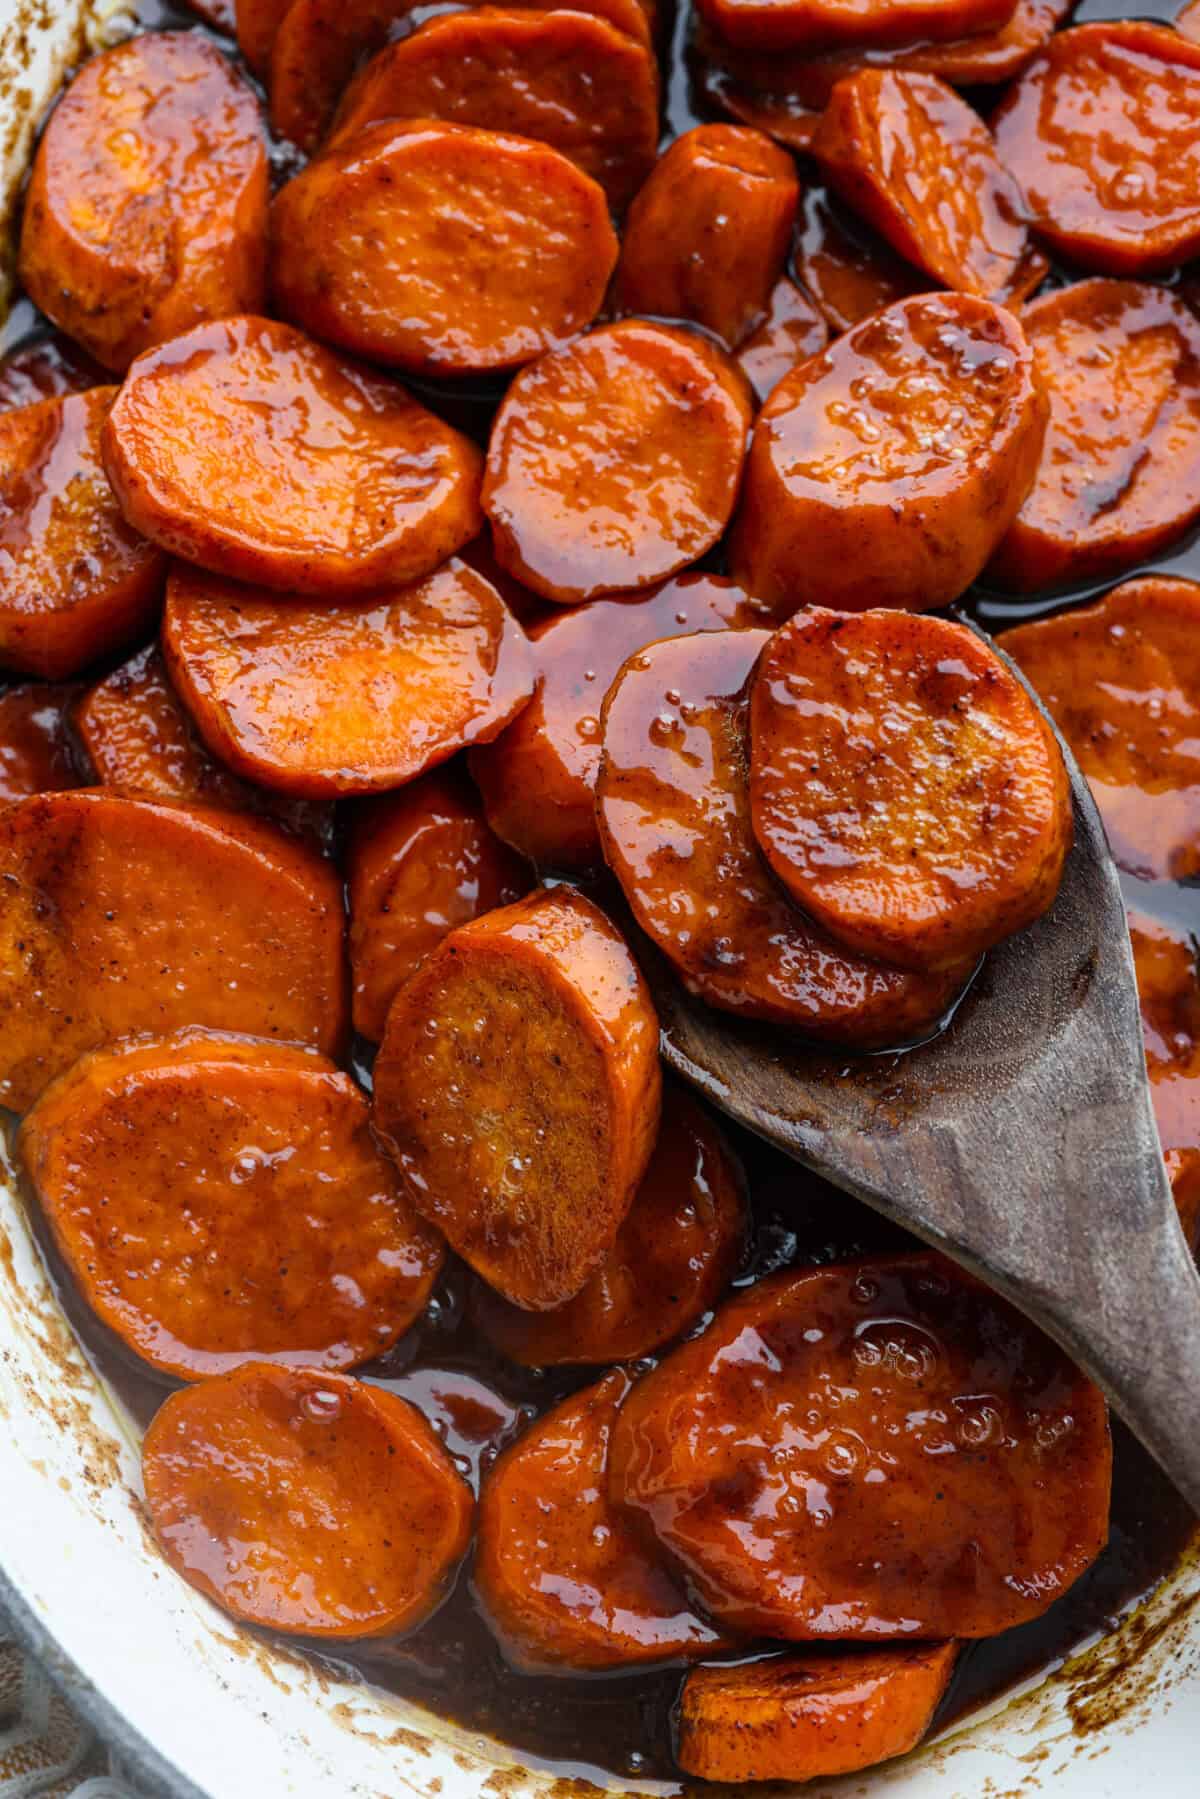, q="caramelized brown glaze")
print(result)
[102,316,483,595]
[143,1364,474,1636]
[736,277,828,403]
[374,887,661,1311]
[0,329,103,410]
[730,293,1045,615]
[475,1370,730,1670]
[1128,911,1200,1244]
[346,765,532,1041]
[483,320,752,604]
[472,1087,747,1366]
[163,559,534,798]
[794,186,924,336]
[470,571,764,872]
[0,388,166,679]
[18,32,268,373]
[235,0,292,72]
[693,0,1017,52]
[0,682,84,801]
[596,629,974,1043]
